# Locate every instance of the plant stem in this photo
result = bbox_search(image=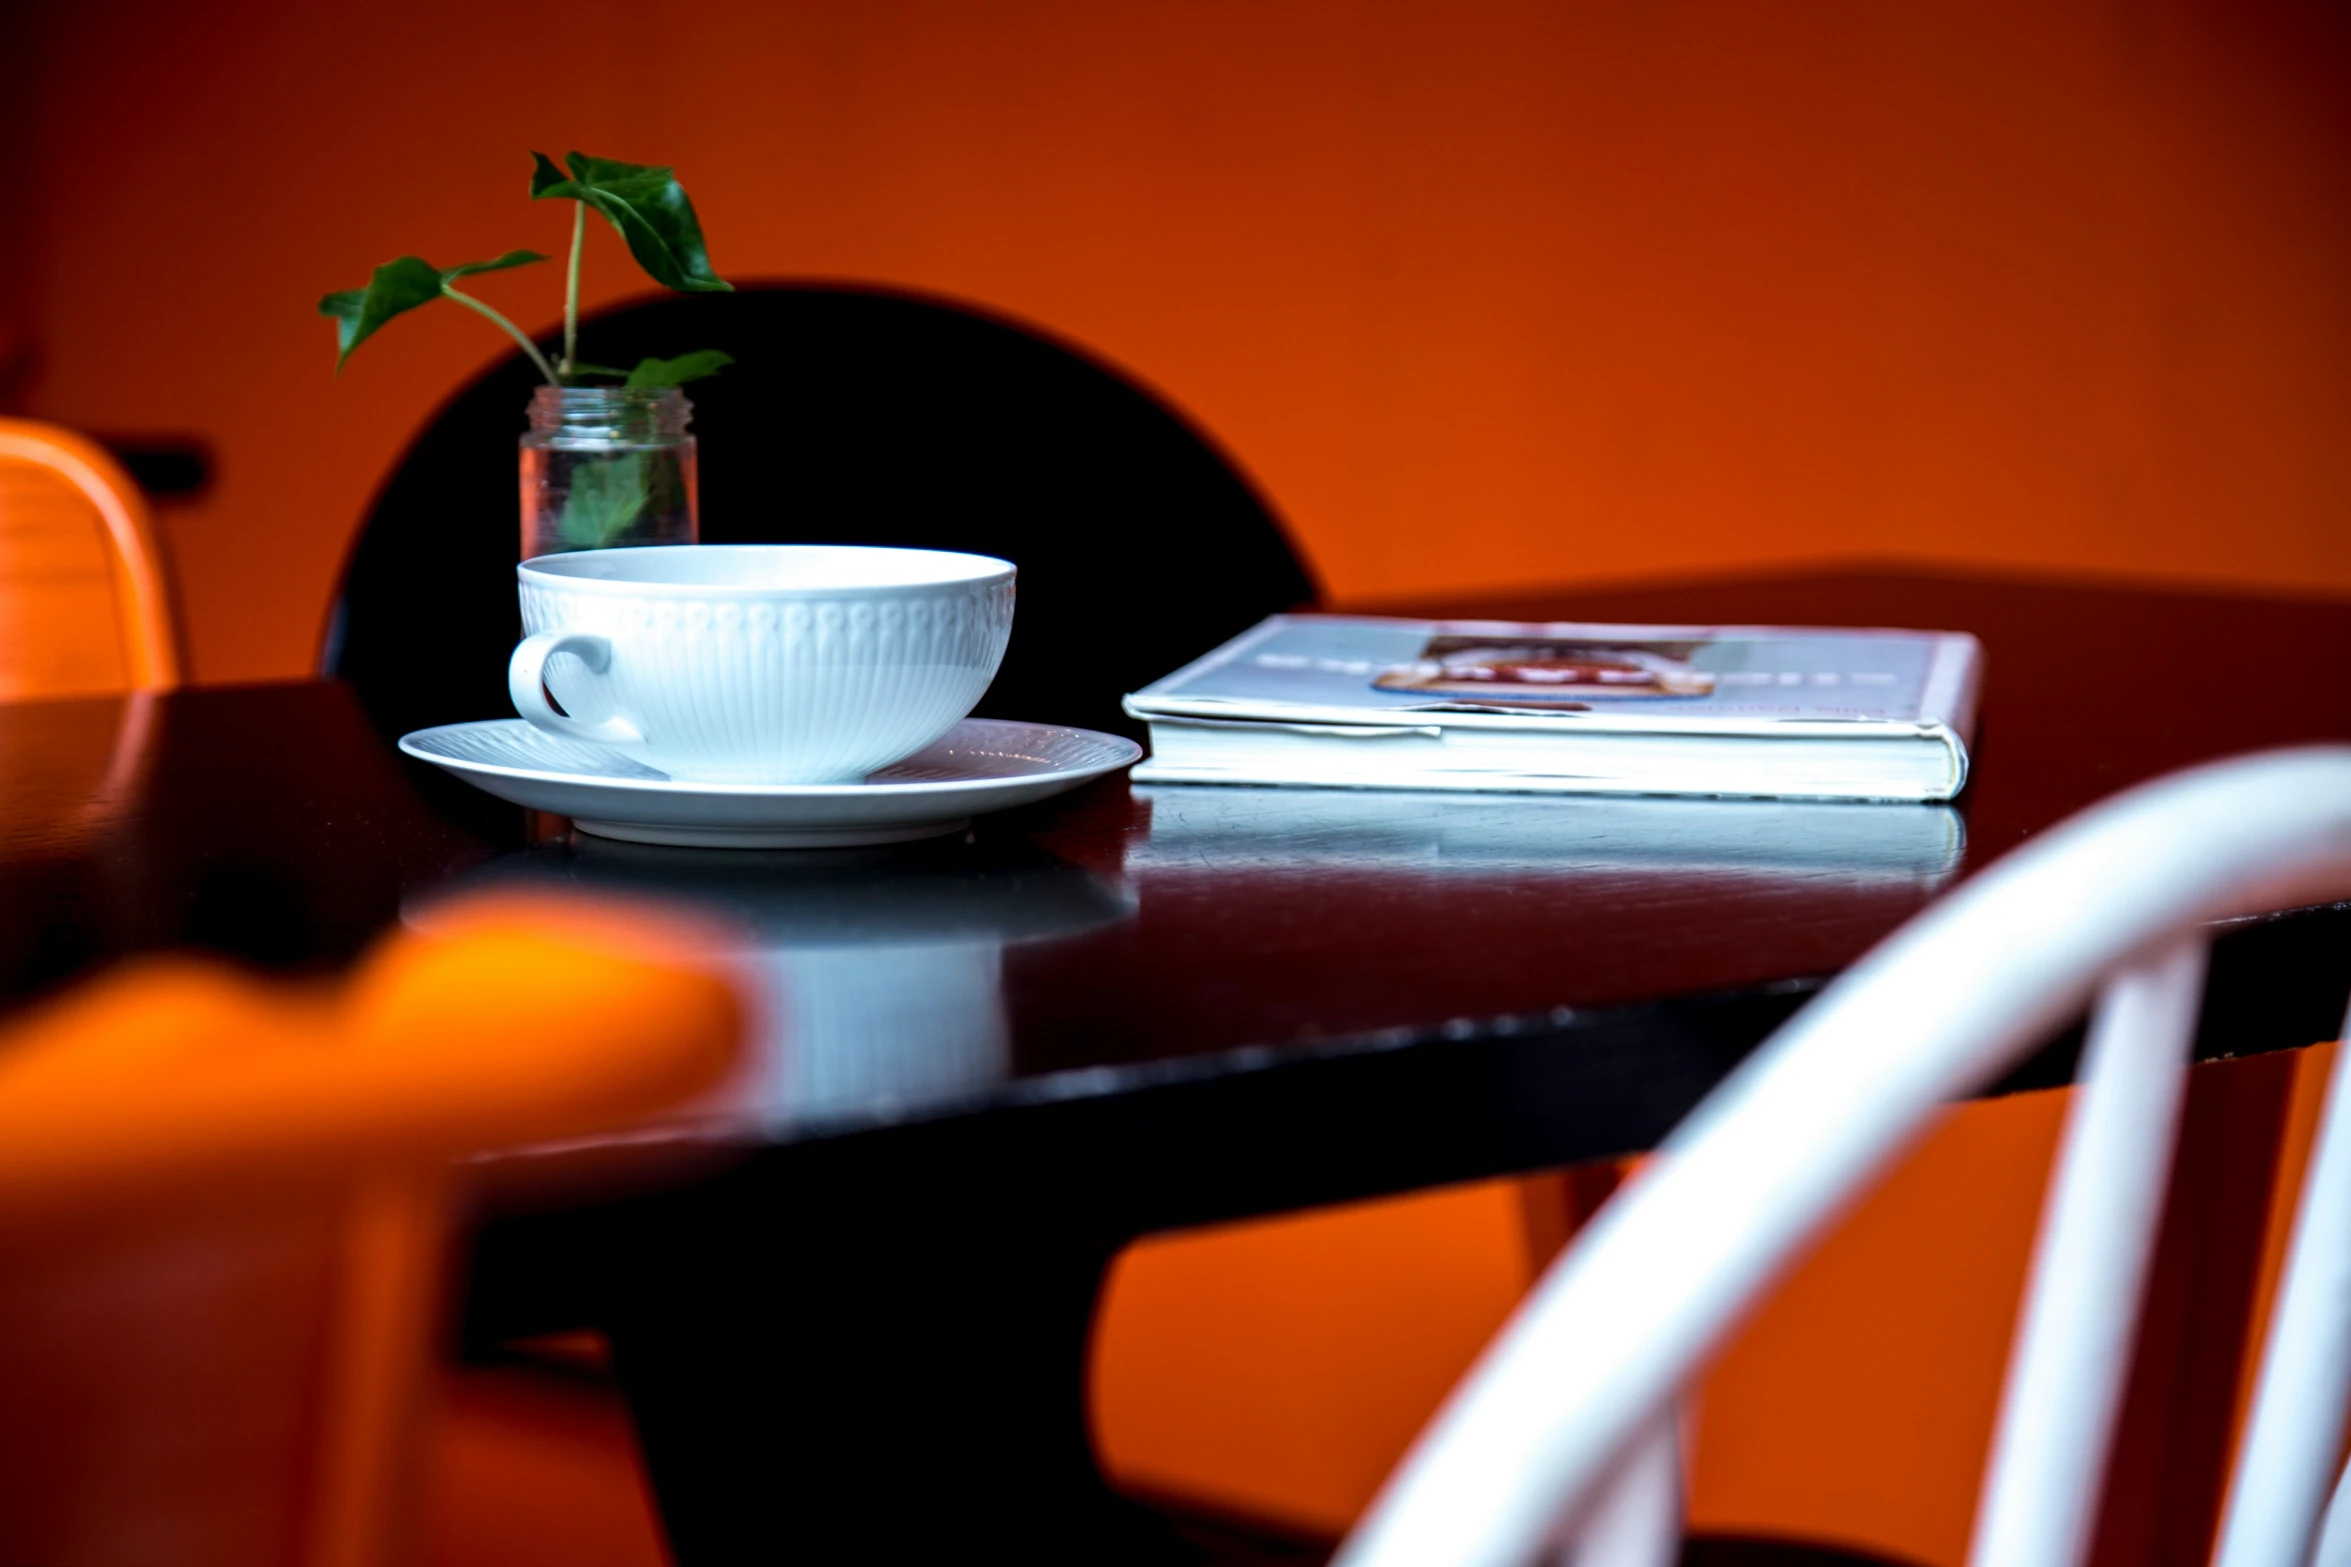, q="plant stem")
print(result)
[440,283,561,385]
[563,202,585,381]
